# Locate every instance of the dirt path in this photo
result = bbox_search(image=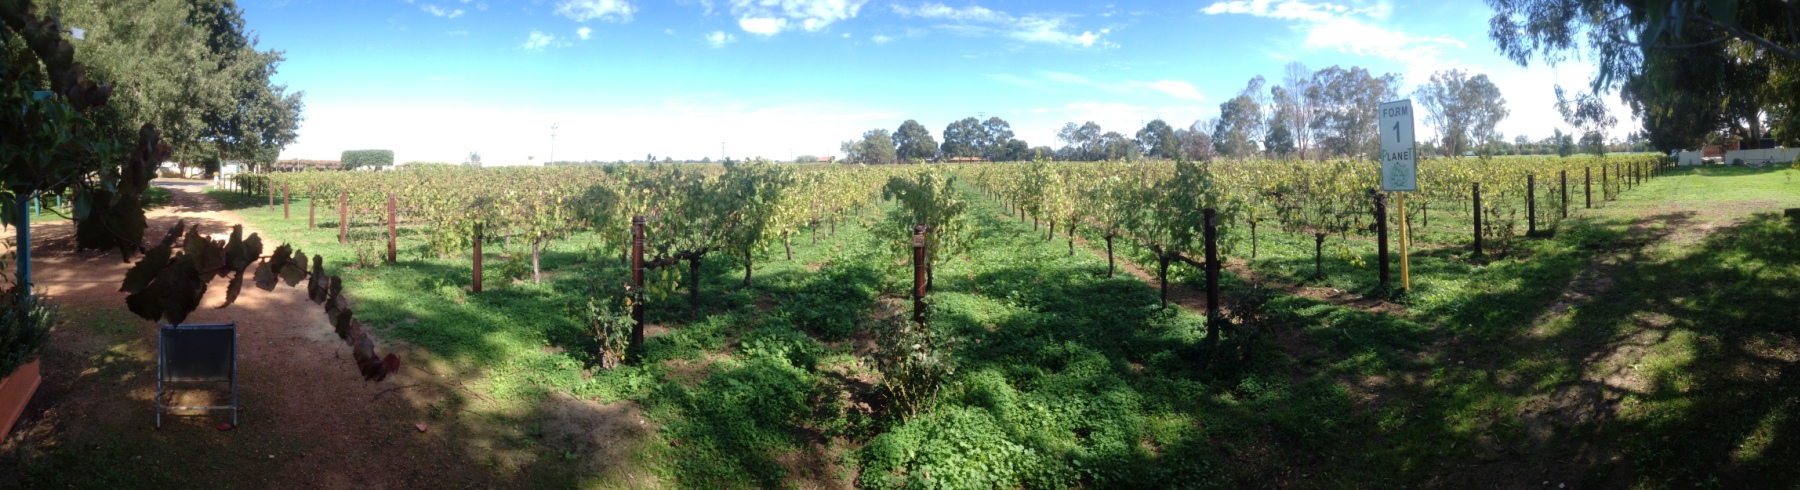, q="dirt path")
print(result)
[0,180,498,488]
